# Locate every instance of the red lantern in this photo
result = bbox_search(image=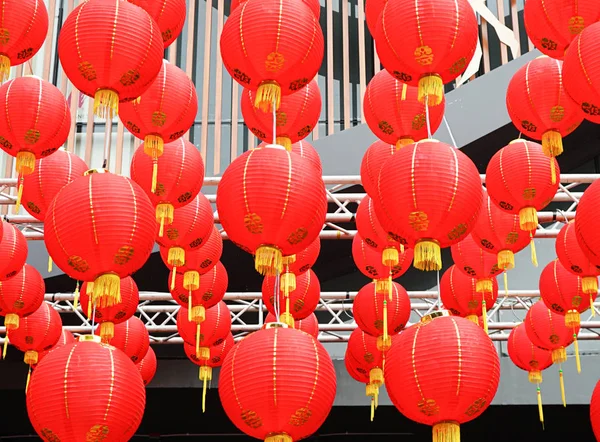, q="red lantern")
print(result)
[100,316,149,363]
[385,313,500,442]
[157,193,214,286]
[440,265,499,332]
[353,281,411,339]
[220,0,324,112]
[365,0,386,36]
[346,329,385,386]
[57,0,164,119]
[9,302,62,368]
[44,172,156,308]
[256,140,324,175]
[27,336,146,441]
[563,22,600,123]
[137,346,157,386]
[556,220,600,296]
[364,69,445,148]
[485,139,559,231]
[451,234,503,294]
[0,222,27,281]
[507,323,553,426]
[265,312,319,338]
[230,0,321,18]
[524,0,600,60]
[375,140,483,271]
[177,301,232,360]
[127,0,186,47]
[216,145,326,275]
[0,0,49,82]
[506,56,582,164]
[360,140,396,197]
[277,236,321,296]
[21,149,88,221]
[120,60,198,191]
[170,261,228,313]
[219,326,336,442]
[242,79,321,151]
[575,181,600,268]
[81,276,139,342]
[0,76,71,209]
[592,380,600,440]
[345,349,382,420]
[0,263,45,331]
[471,191,533,271]
[262,269,321,324]
[36,330,76,366]
[375,0,478,106]
[131,138,204,234]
